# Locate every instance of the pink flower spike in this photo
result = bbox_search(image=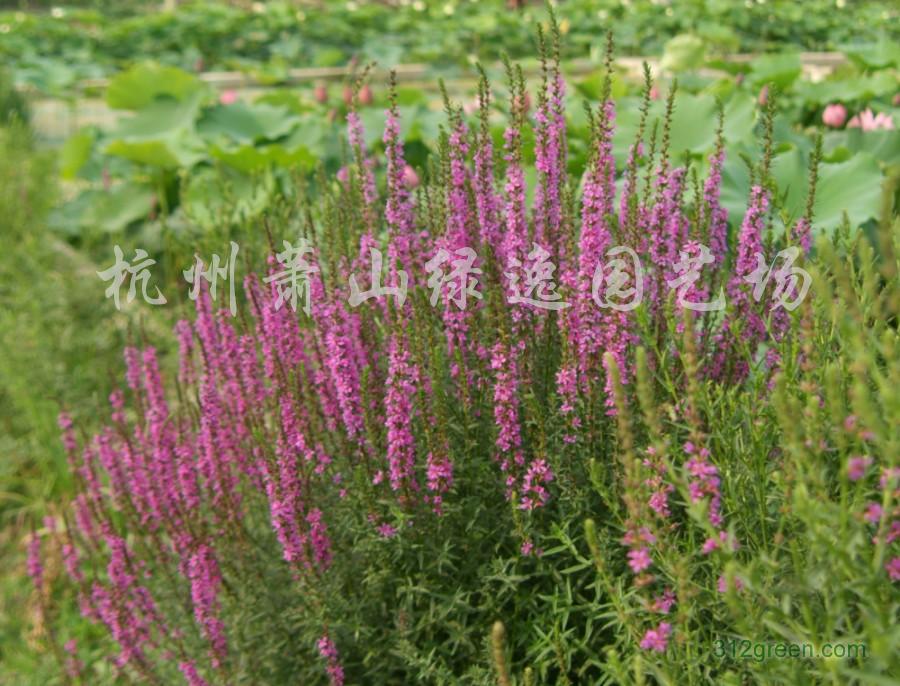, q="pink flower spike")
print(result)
[880,467,900,490]
[887,557,900,582]
[179,661,210,686]
[639,622,671,652]
[219,90,238,106]
[886,521,900,545]
[651,588,676,614]
[638,527,657,544]
[385,334,419,493]
[317,634,345,686]
[847,455,873,481]
[187,545,227,662]
[701,536,719,554]
[26,534,42,589]
[377,523,398,538]
[717,574,744,593]
[864,502,883,524]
